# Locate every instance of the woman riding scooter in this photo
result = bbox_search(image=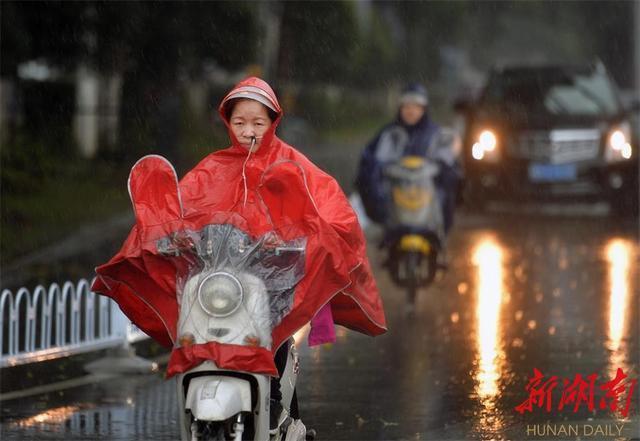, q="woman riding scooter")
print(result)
[92,77,387,437]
